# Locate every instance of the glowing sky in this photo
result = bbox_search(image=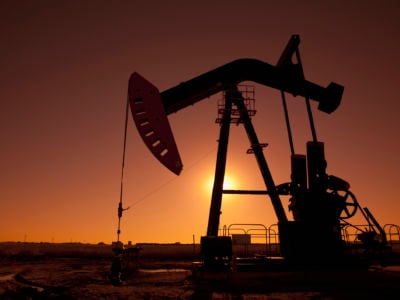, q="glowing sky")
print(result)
[1,1,399,244]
